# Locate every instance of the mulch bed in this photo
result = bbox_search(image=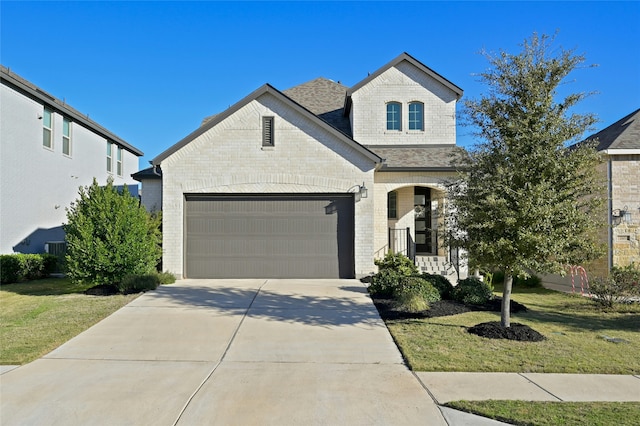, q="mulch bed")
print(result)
[372,295,544,342]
